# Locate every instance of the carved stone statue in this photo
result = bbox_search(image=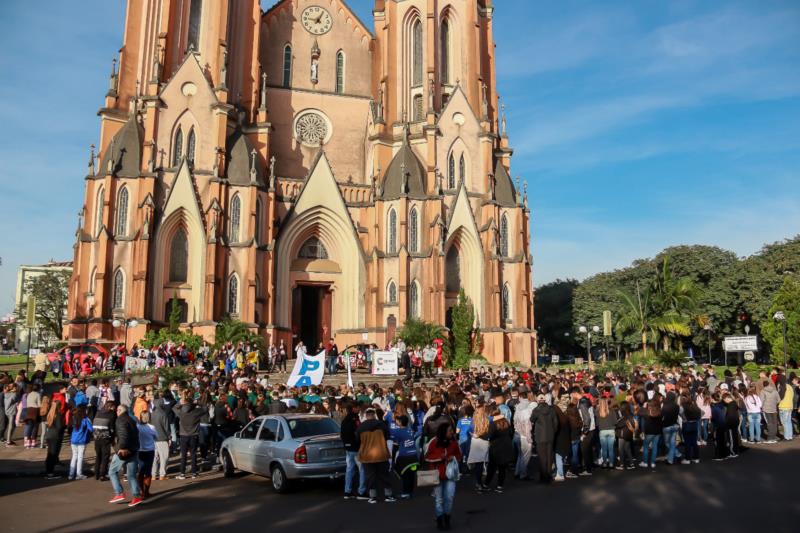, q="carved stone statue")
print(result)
[310,58,319,85]
[221,48,228,88]
[269,155,276,189]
